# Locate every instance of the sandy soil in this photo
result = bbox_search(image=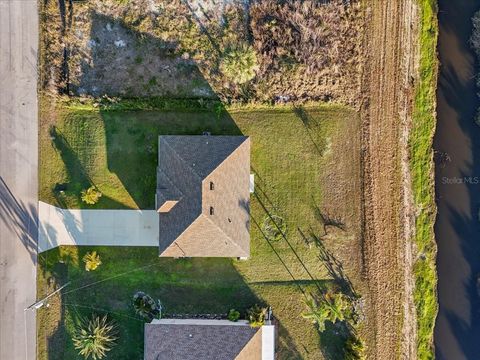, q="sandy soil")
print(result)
[359,0,419,359]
